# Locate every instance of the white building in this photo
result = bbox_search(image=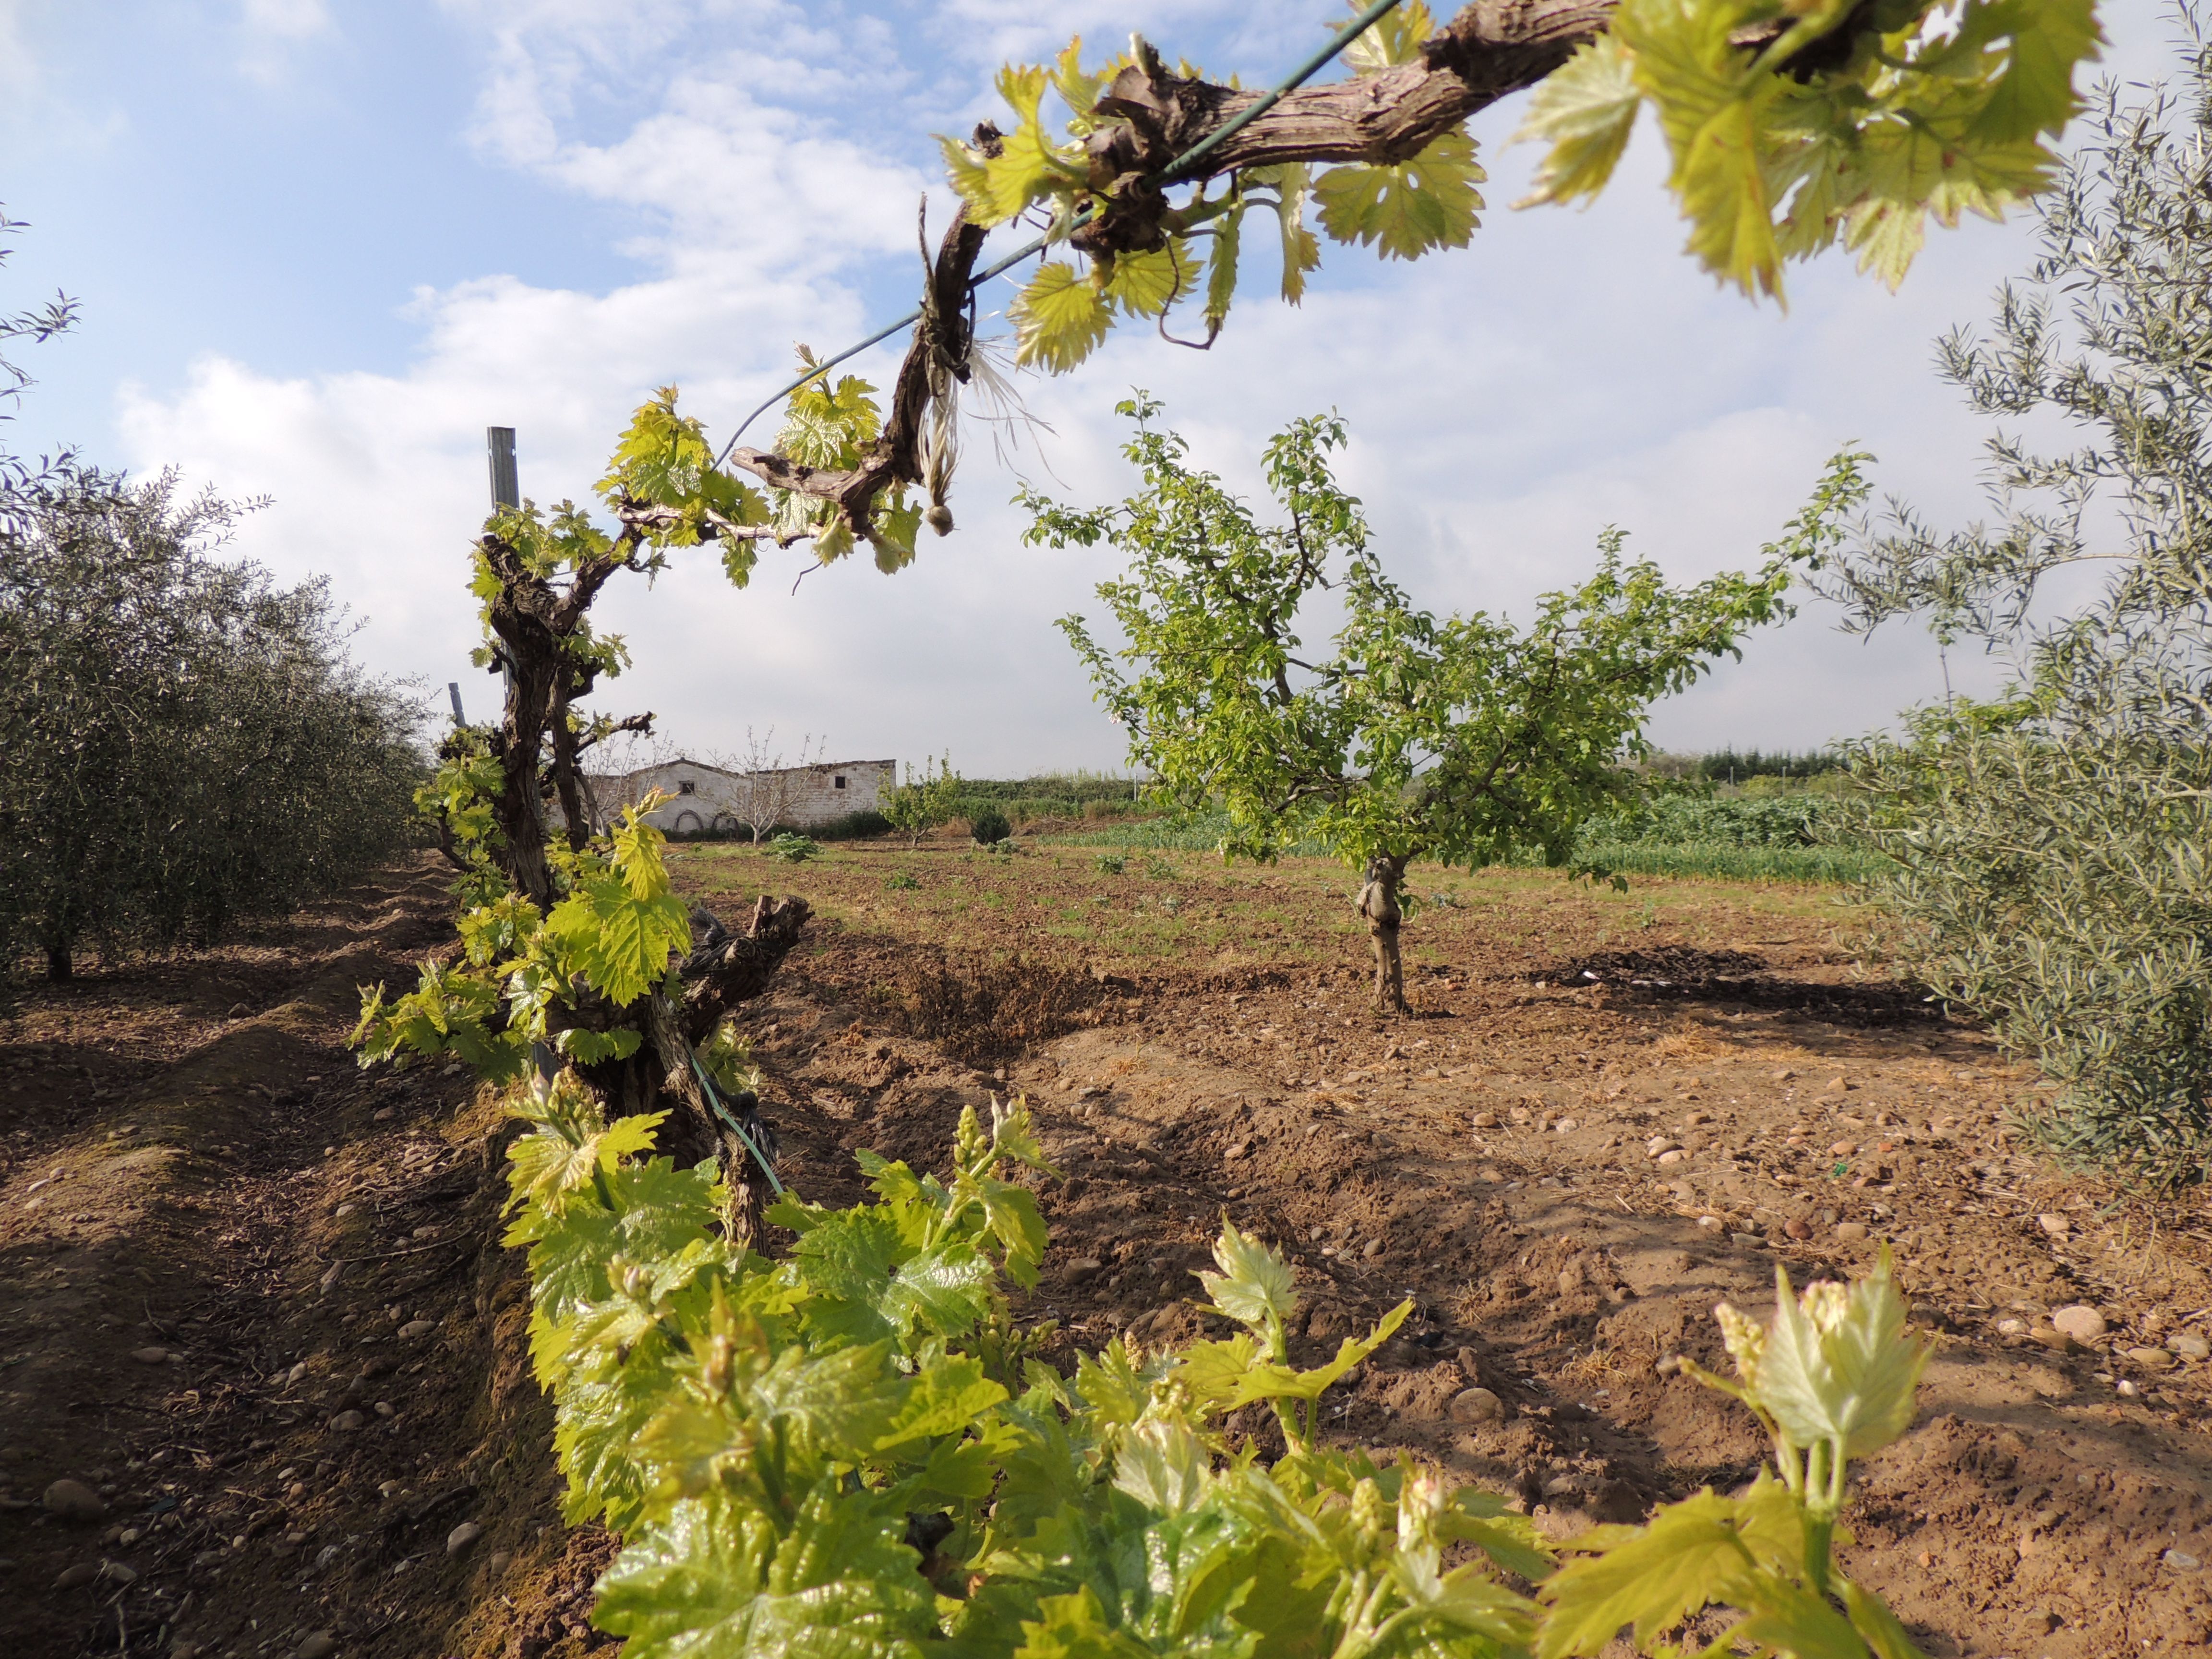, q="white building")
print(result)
[586,756,896,835]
